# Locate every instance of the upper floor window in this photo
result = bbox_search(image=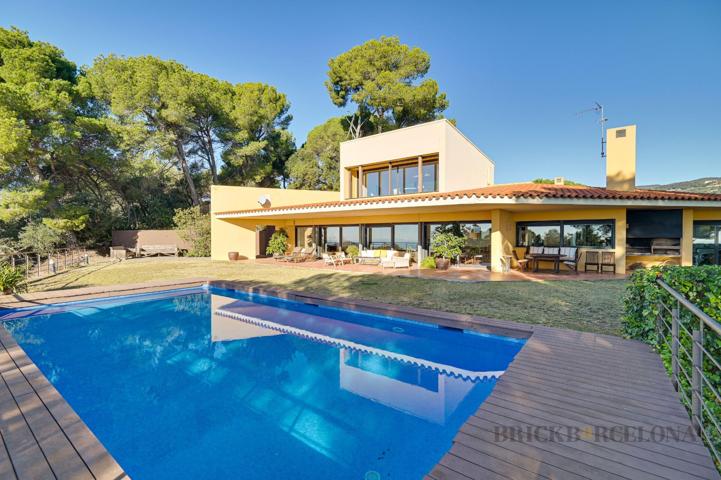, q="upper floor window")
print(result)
[360,161,437,198]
